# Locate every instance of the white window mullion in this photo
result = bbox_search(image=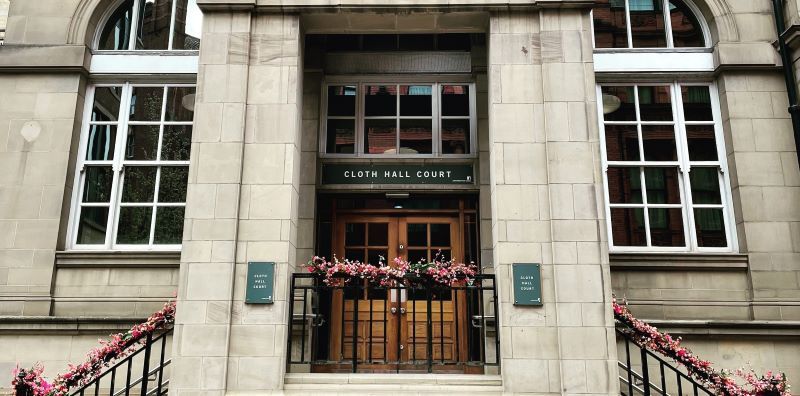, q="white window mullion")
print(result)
[128,0,142,51]
[663,0,675,48]
[624,0,633,49]
[108,83,133,248]
[168,0,178,50]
